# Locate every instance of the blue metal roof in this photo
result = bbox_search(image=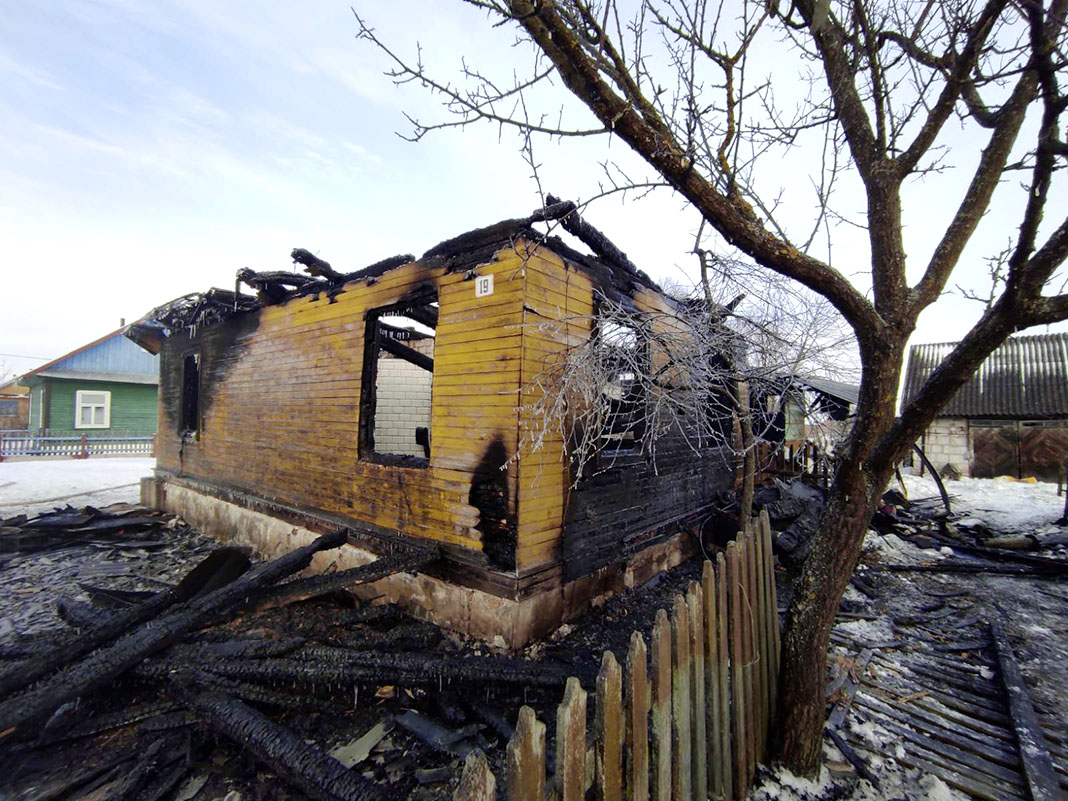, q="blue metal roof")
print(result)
[23,329,158,384]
